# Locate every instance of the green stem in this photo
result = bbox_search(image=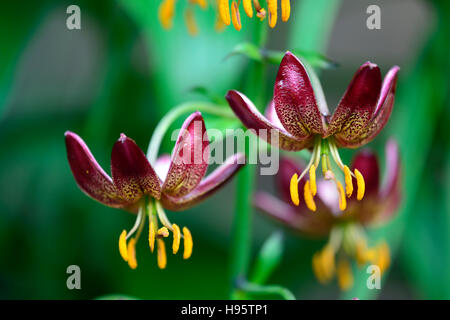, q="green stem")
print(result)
[237,281,296,300]
[145,102,233,164]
